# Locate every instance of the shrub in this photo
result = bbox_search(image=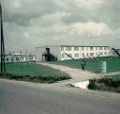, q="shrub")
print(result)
[88,78,120,93]
[88,81,97,89]
[0,72,71,83]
